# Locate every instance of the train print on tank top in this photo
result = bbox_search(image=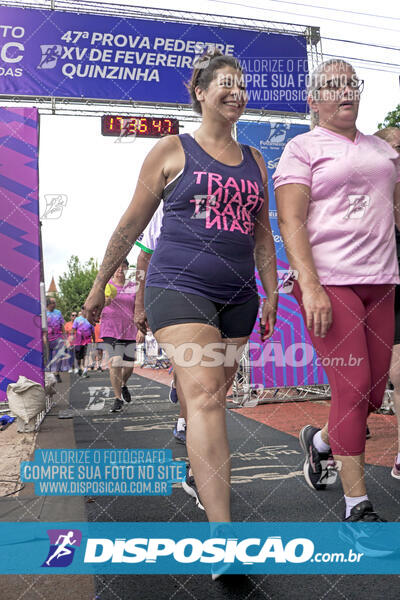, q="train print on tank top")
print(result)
[146,133,265,304]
